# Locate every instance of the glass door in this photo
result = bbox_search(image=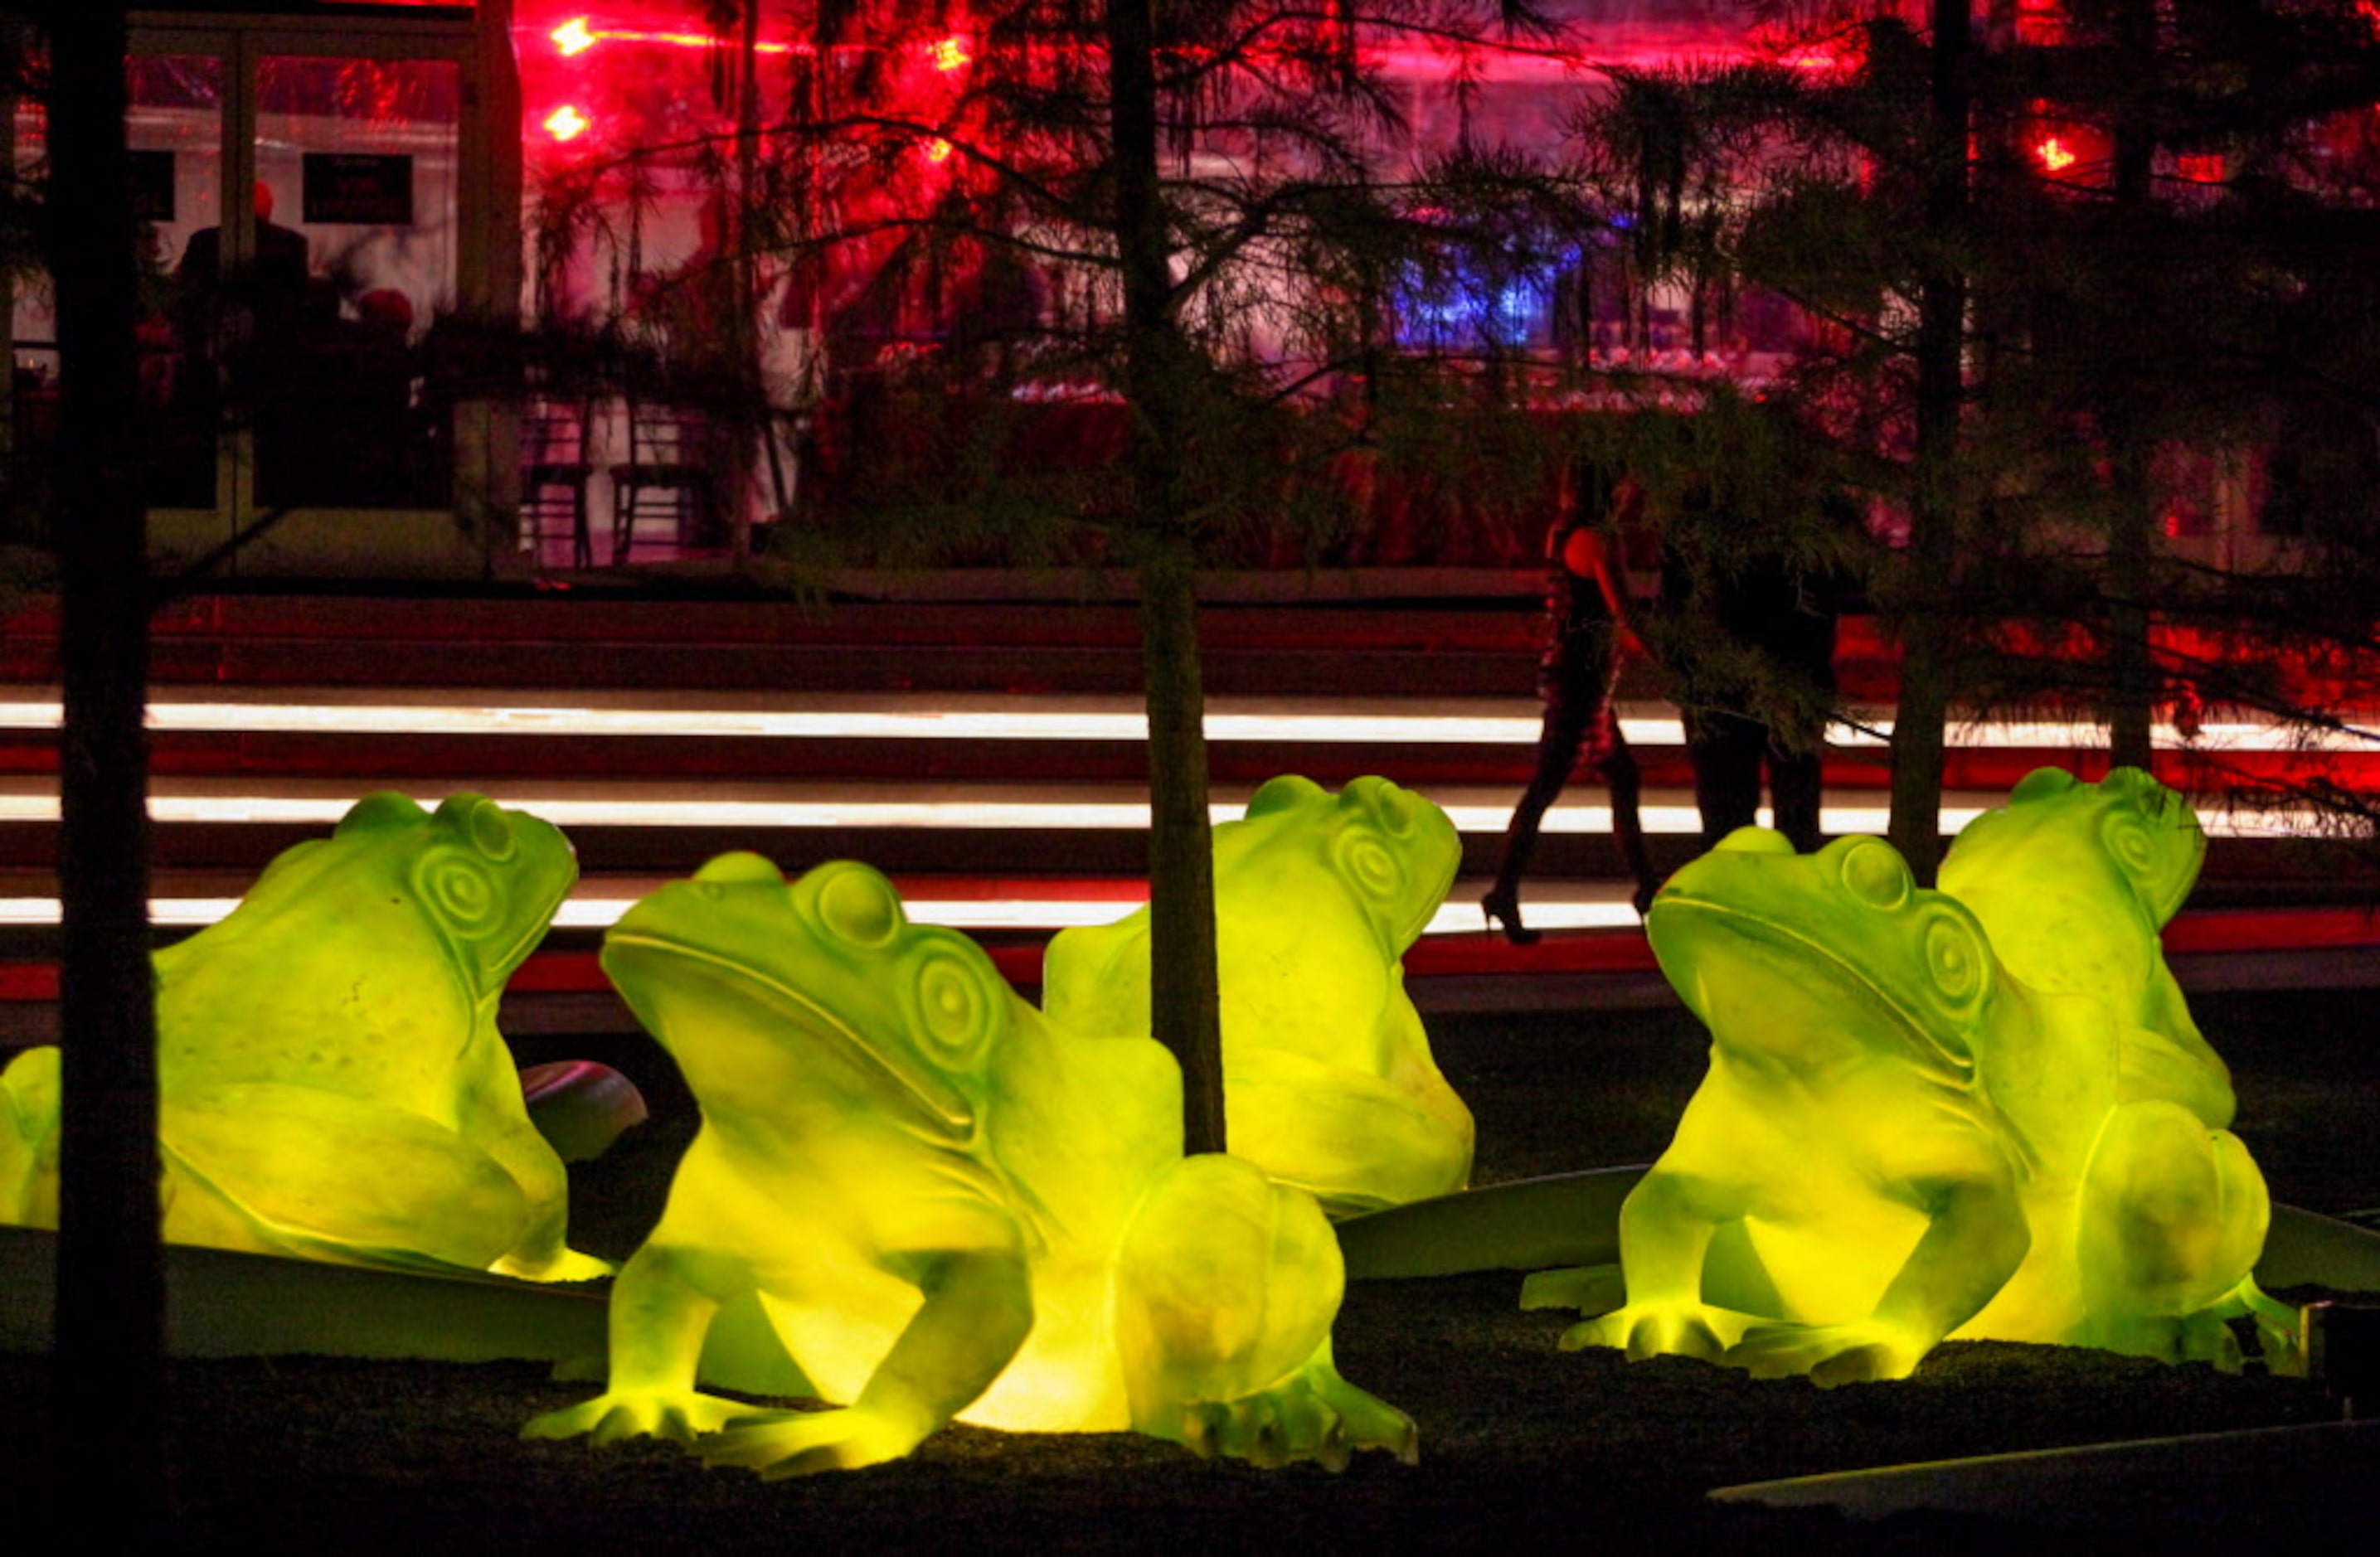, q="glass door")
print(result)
[250,51,460,510]
[130,51,230,511]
